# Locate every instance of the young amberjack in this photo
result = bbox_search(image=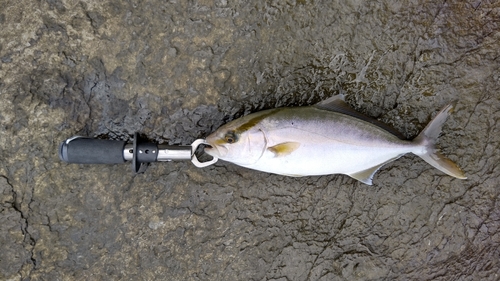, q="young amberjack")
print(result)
[204,95,466,185]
